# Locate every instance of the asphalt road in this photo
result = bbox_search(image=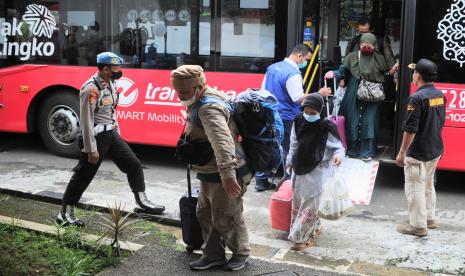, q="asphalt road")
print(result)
[1,131,463,217]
